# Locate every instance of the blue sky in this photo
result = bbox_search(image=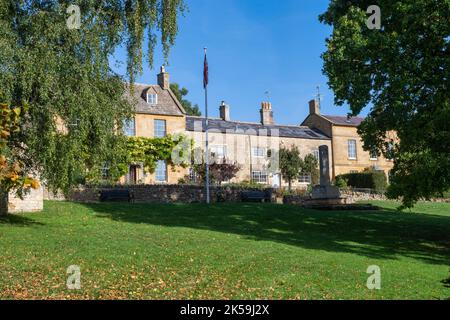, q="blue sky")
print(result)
[110,0,362,125]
